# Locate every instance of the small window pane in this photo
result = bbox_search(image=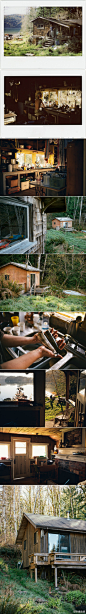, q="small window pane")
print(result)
[15,441,26,454]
